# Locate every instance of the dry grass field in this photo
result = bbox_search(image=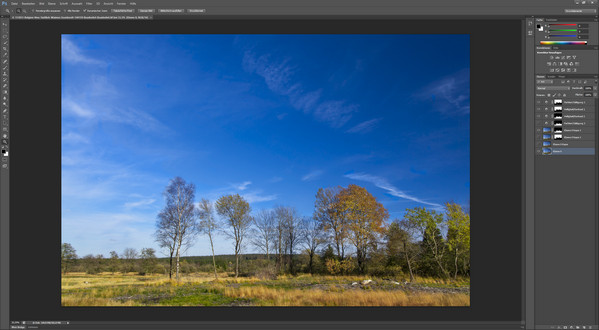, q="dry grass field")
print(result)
[61,272,470,307]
